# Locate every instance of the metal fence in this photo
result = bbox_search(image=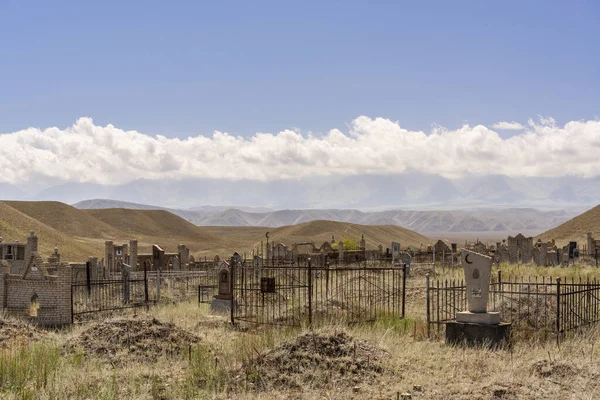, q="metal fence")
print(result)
[72,266,219,322]
[427,272,600,341]
[71,275,150,322]
[231,260,406,327]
